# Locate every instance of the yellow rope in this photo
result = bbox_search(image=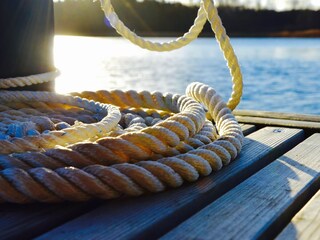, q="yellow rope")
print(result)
[99,0,243,110]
